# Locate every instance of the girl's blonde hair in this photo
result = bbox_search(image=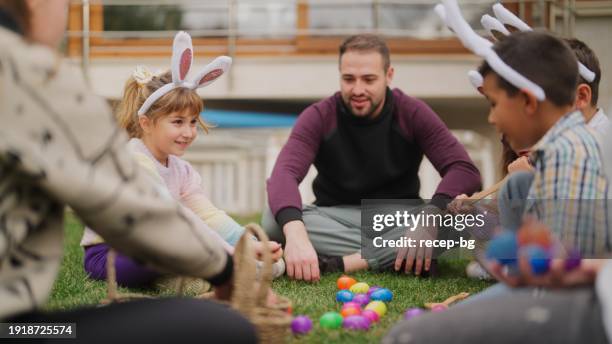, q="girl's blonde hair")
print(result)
[116,70,212,138]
